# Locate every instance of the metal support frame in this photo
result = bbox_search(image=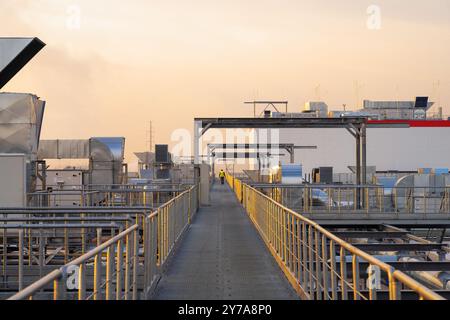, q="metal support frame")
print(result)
[207,144,317,173]
[244,101,288,118]
[346,122,367,208]
[7,185,200,301]
[195,117,368,195]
